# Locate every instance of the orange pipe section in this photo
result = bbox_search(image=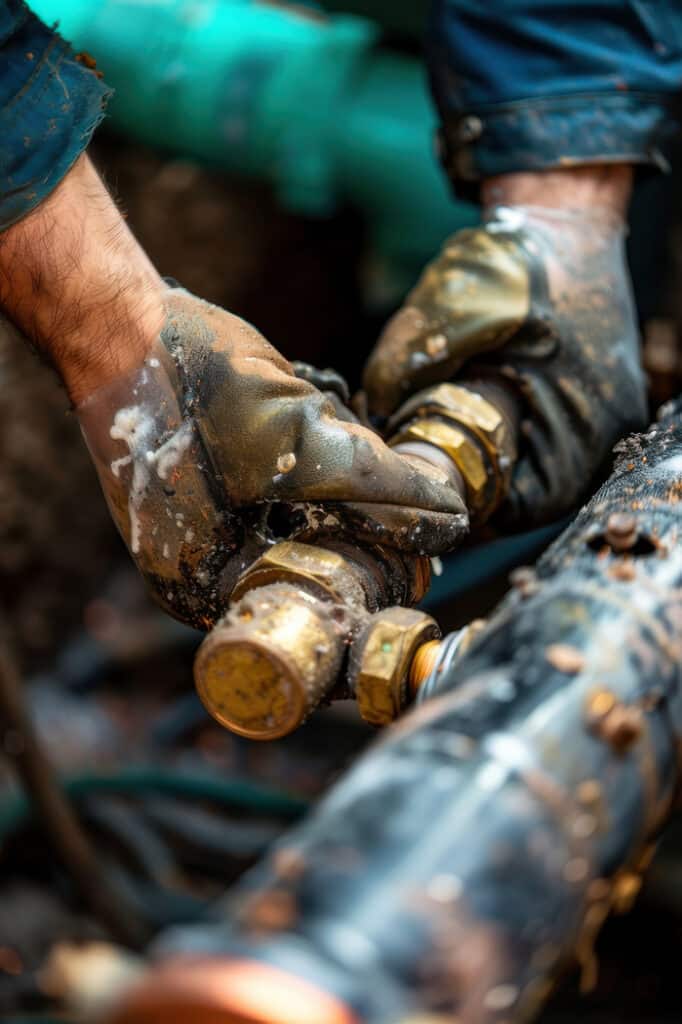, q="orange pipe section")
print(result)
[108,957,359,1024]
